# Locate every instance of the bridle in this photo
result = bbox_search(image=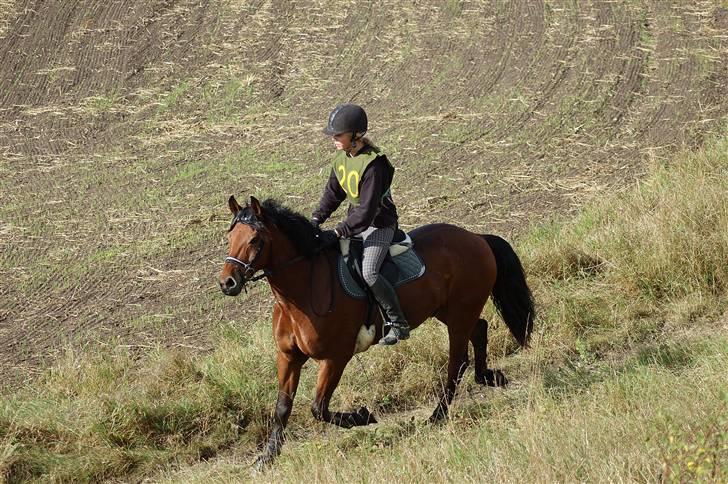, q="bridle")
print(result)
[224,210,335,315]
[225,234,308,286]
[225,246,266,283]
[224,209,268,286]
